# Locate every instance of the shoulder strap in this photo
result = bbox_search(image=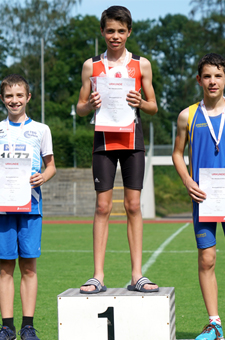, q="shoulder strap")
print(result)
[131,54,140,61]
[188,102,199,129]
[92,55,101,63]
